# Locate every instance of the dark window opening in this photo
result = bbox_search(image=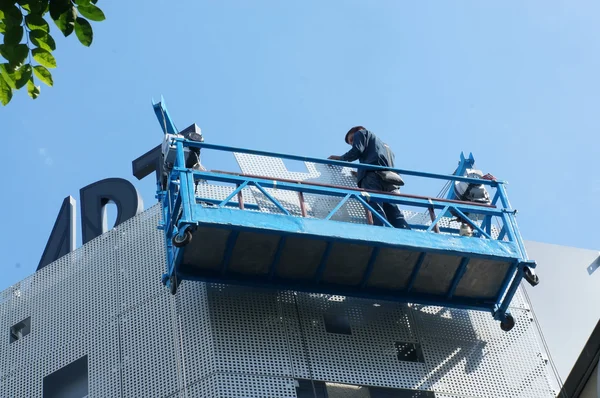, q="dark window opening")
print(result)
[370,386,435,397]
[43,355,89,398]
[324,312,352,335]
[296,380,436,398]
[10,317,31,343]
[295,379,328,398]
[395,341,425,363]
